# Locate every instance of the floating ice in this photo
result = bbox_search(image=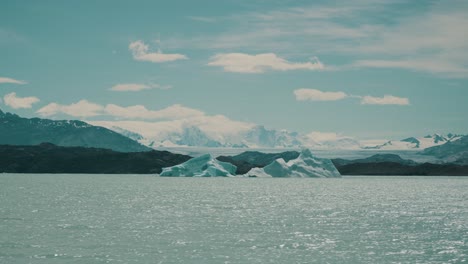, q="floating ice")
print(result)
[160,154,237,177]
[244,149,341,178]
